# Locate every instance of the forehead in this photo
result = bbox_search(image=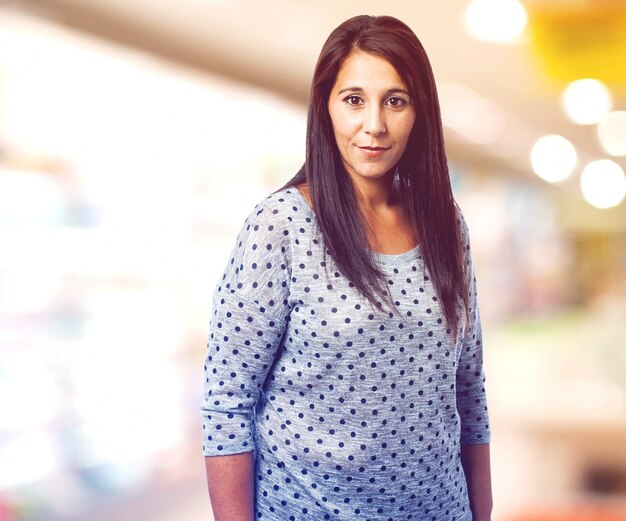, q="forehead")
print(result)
[333,51,406,90]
